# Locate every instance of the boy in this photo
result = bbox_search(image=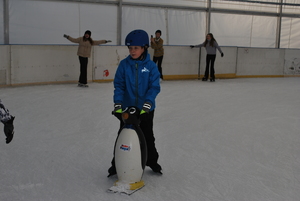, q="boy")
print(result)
[108,29,162,176]
[0,99,15,144]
